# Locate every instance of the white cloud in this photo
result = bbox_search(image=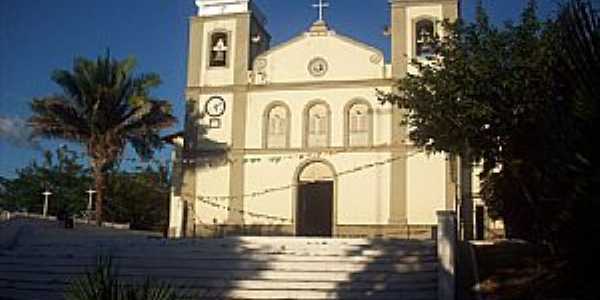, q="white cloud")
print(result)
[0,116,40,150]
